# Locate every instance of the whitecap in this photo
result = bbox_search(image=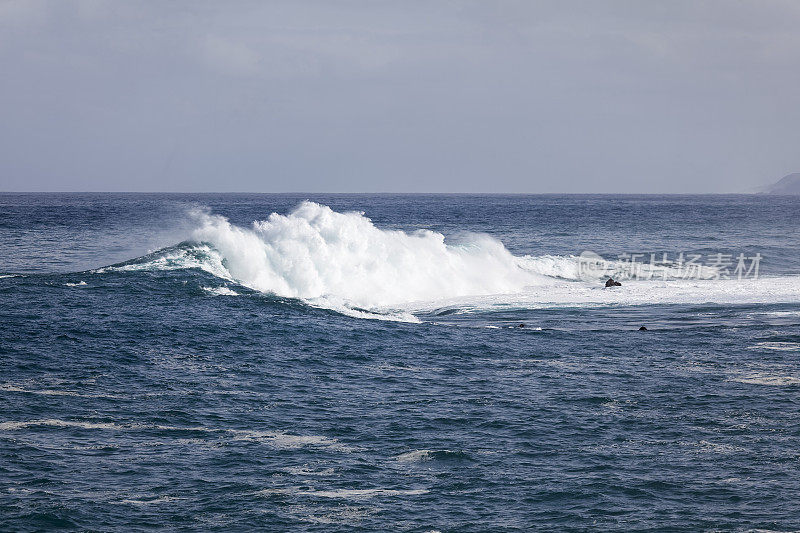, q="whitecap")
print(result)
[118,496,185,505]
[258,487,428,499]
[306,297,420,323]
[395,449,471,463]
[694,440,746,454]
[298,488,428,499]
[0,419,348,452]
[754,310,800,318]
[748,342,800,352]
[396,450,434,462]
[98,243,231,281]
[0,384,124,399]
[201,285,239,296]
[730,373,800,386]
[229,429,352,452]
[0,419,124,431]
[283,466,336,476]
